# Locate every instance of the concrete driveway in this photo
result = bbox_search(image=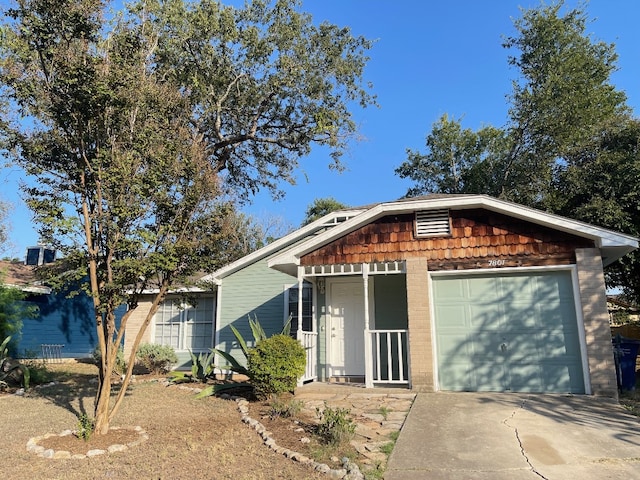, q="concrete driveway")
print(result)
[385,392,640,479]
